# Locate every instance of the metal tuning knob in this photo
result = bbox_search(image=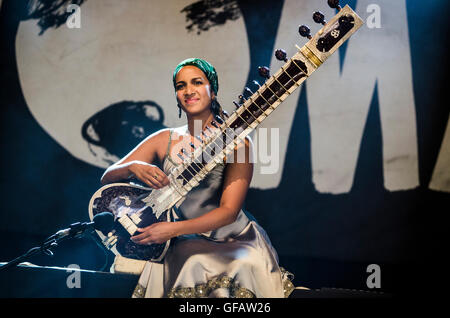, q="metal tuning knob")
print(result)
[298,25,312,39]
[327,0,341,11]
[181,148,192,157]
[313,11,327,25]
[238,94,247,102]
[214,115,224,124]
[275,49,288,62]
[233,100,241,109]
[252,80,261,88]
[210,121,219,128]
[244,87,253,95]
[258,66,270,80]
[177,150,186,161]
